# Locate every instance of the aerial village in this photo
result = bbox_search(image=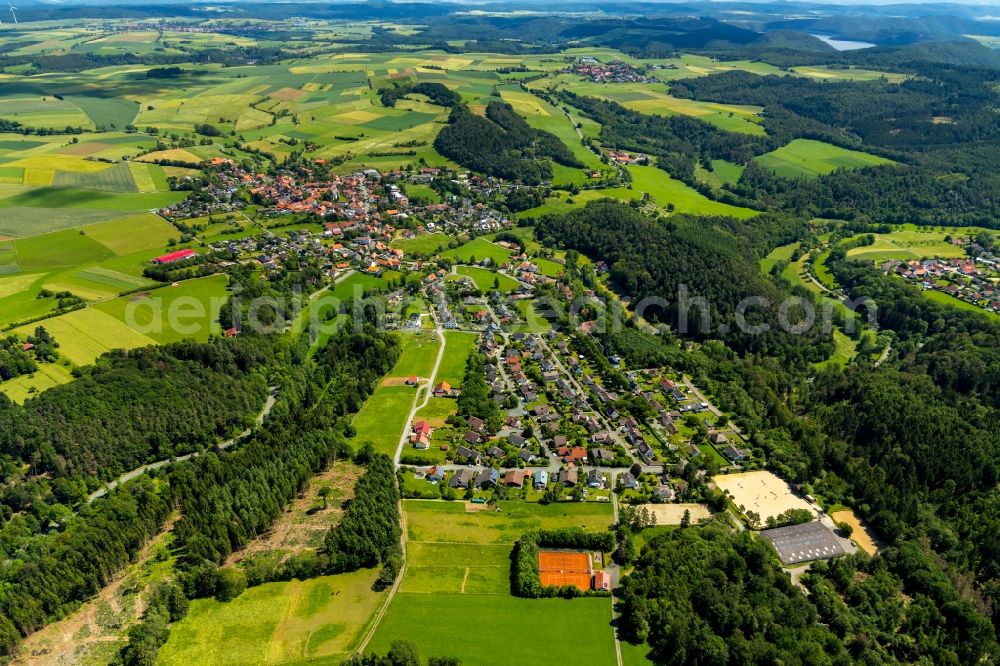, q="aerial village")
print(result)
[149,154,874,583]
